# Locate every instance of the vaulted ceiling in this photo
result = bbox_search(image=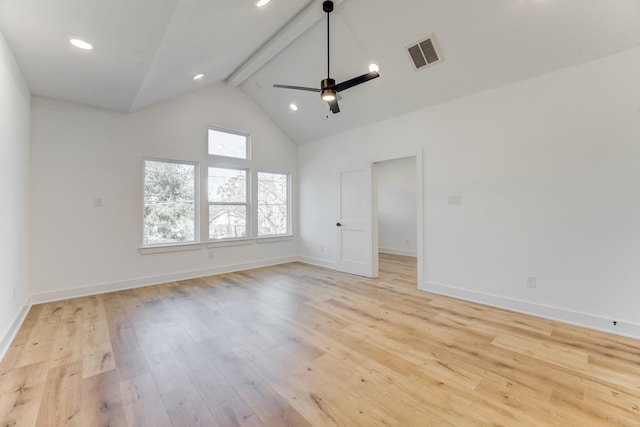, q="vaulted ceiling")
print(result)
[1,0,639,144]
